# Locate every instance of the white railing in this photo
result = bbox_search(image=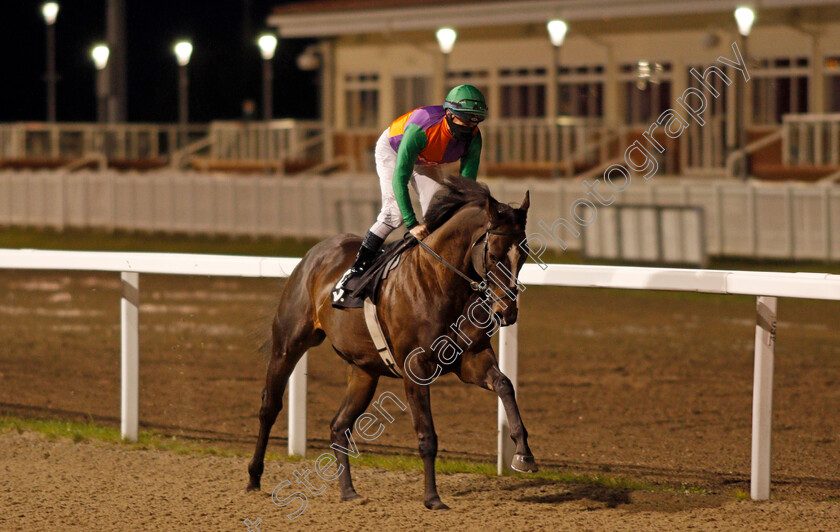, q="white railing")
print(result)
[325,119,619,177]
[725,128,783,177]
[683,114,727,175]
[782,113,840,167]
[1,249,839,501]
[582,204,707,267]
[481,118,610,175]
[0,122,209,160]
[208,119,324,162]
[2,172,838,261]
[0,118,731,178]
[479,117,721,177]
